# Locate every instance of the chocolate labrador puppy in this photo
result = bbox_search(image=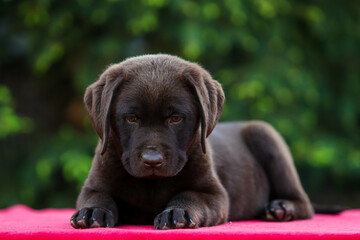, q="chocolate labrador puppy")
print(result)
[70,54,314,229]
